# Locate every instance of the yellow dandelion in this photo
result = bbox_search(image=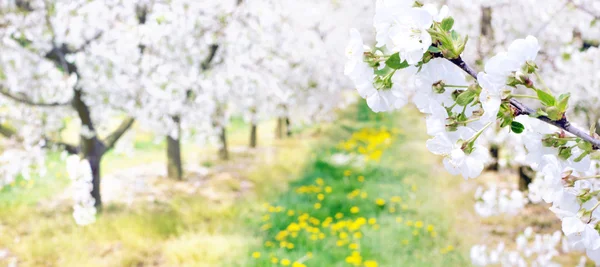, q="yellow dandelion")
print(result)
[396,217,403,223]
[287,243,294,249]
[292,262,306,267]
[350,206,360,213]
[287,210,295,216]
[375,198,386,206]
[405,220,413,226]
[391,196,402,203]
[271,257,279,264]
[427,225,434,232]
[264,241,274,247]
[349,243,359,250]
[360,192,368,199]
[415,221,424,228]
[344,170,352,176]
[335,212,344,219]
[317,194,325,201]
[337,240,346,247]
[316,178,324,186]
[357,176,365,182]
[446,245,454,252]
[364,260,378,267]
[281,259,291,266]
[314,203,322,209]
[368,218,376,225]
[252,252,261,258]
[353,232,363,239]
[339,232,349,239]
[389,207,396,213]
[325,186,332,193]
